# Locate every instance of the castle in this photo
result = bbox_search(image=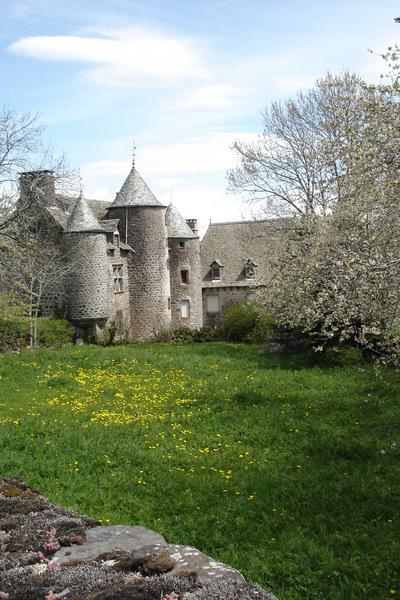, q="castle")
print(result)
[19,162,275,339]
